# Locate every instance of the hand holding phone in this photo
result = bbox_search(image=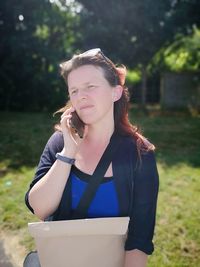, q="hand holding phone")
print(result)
[69,111,85,138]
